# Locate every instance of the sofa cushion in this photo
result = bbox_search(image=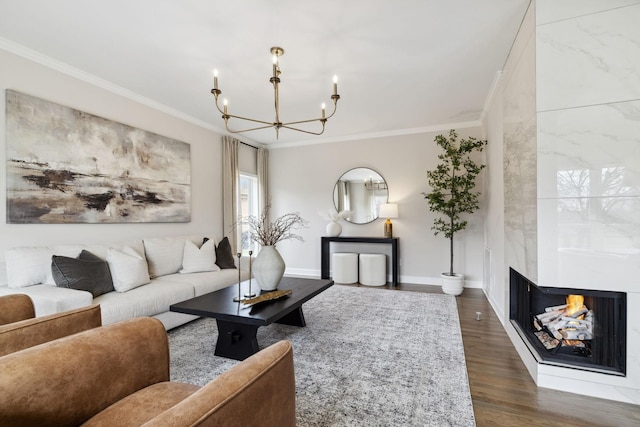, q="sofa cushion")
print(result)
[94,279,194,325]
[51,250,114,298]
[143,237,187,278]
[107,246,150,292]
[180,239,219,274]
[0,285,93,317]
[5,246,53,288]
[215,236,237,269]
[160,269,249,297]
